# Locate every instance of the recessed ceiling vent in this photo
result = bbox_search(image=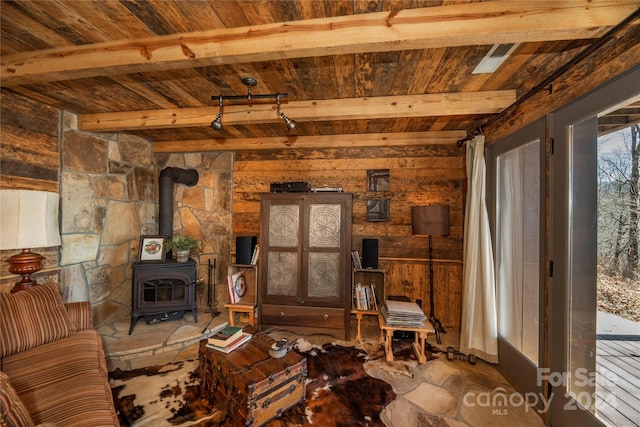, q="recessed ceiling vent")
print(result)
[472,43,519,74]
